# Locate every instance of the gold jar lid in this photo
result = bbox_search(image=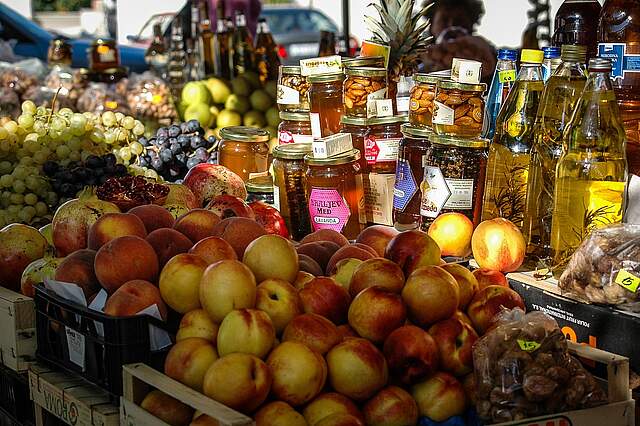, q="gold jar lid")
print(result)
[279,111,310,122]
[308,73,344,83]
[345,67,387,78]
[401,123,434,139]
[280,65,301,75]
[430,134,489,149]
[246,175,274,192]
[304,148,361,166]
[413,73,443,84]
[367,115,408,126]
[437,80,487,92]
[91,38,116,47]
[343,56,385,68]
[220,126,270,142]
[340,116,369,126]
[273,143,313,159]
